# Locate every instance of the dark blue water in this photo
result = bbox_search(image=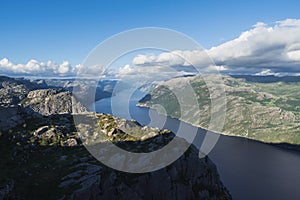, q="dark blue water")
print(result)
[94,93,300,200]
